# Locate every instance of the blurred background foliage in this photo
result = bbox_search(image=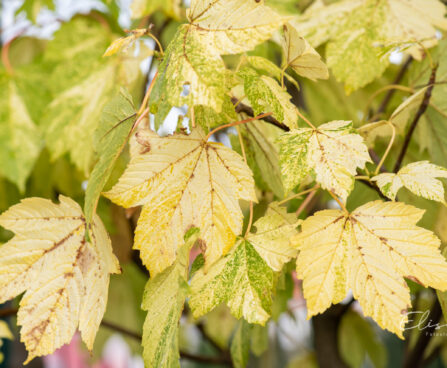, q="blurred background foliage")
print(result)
[1,0,447,367]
